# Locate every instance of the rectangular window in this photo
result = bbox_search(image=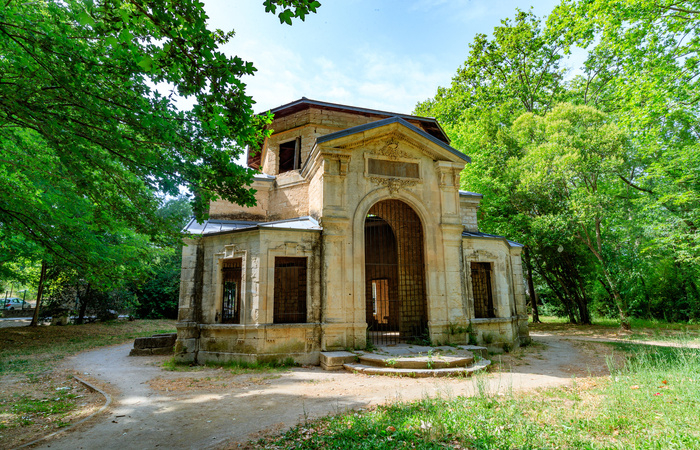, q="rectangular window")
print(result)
[471,262,495,318]
[221,258,242,323]
[278,137,300,173]
[273,257,307,323]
